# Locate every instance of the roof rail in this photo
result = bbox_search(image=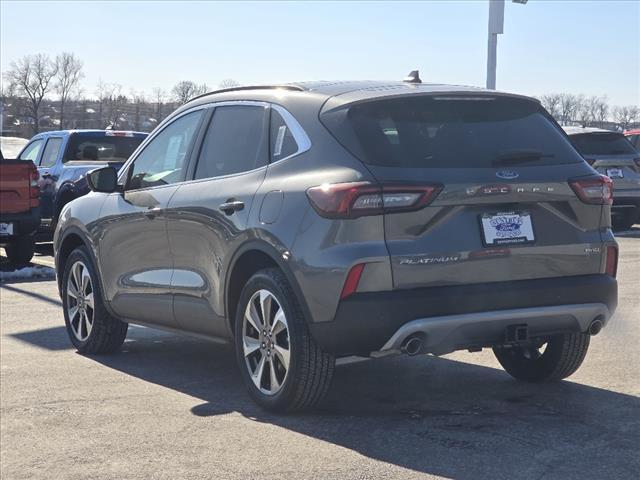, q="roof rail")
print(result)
[188,84,305,103]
